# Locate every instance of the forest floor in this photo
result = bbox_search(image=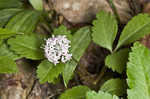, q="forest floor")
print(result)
[1,0,150,99]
